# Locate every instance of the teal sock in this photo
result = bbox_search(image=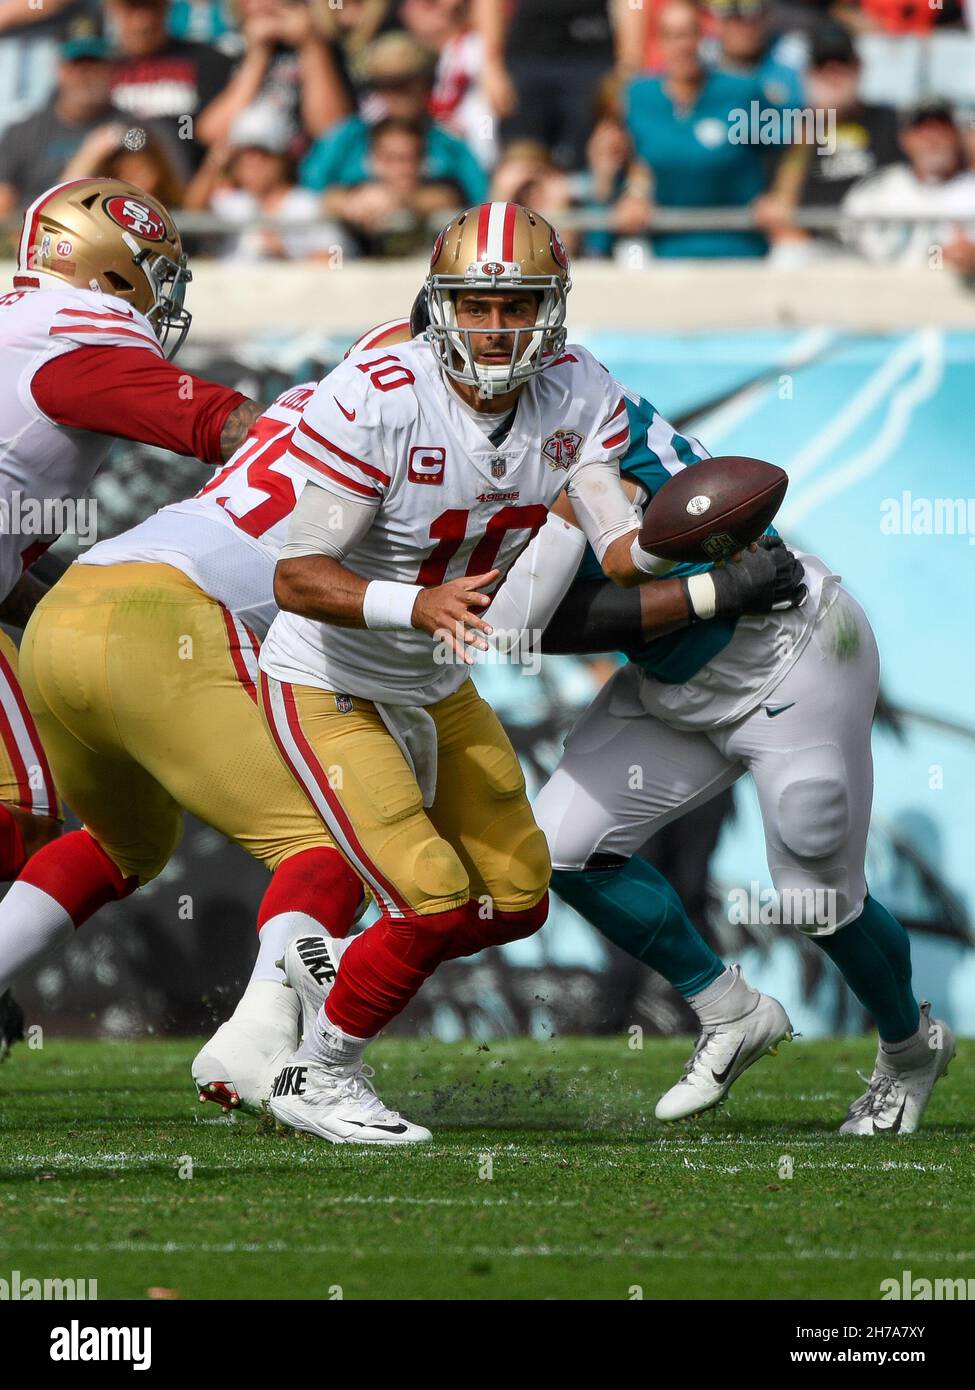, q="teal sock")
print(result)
[551,858,724,998]
[814,896,920,1043]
